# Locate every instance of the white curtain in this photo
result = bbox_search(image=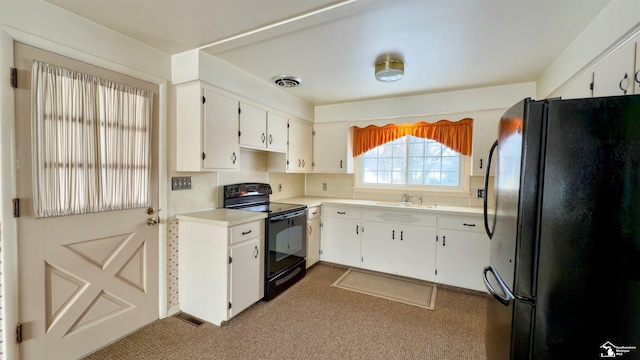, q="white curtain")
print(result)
[31,61,154,218]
